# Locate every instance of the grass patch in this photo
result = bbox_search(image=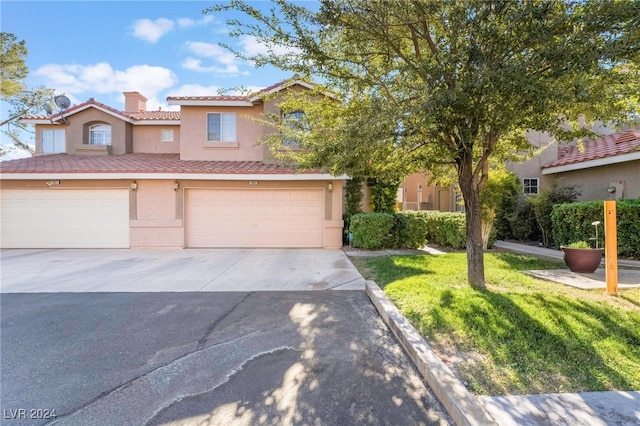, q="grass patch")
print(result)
[351,253,640,395]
